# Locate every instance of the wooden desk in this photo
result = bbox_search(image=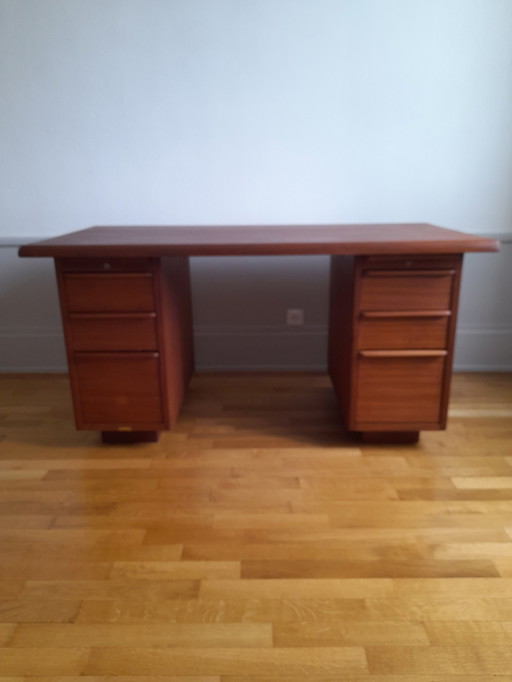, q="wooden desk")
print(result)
[19,224,499,444]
